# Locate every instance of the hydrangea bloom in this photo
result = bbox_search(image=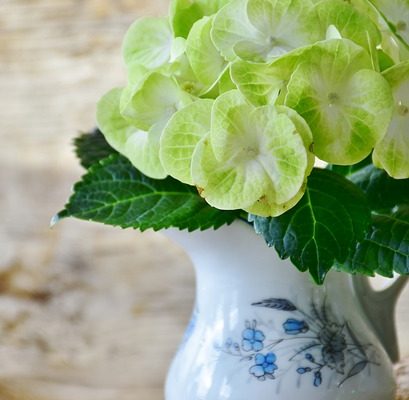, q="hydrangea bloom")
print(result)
[96,0,409,218]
